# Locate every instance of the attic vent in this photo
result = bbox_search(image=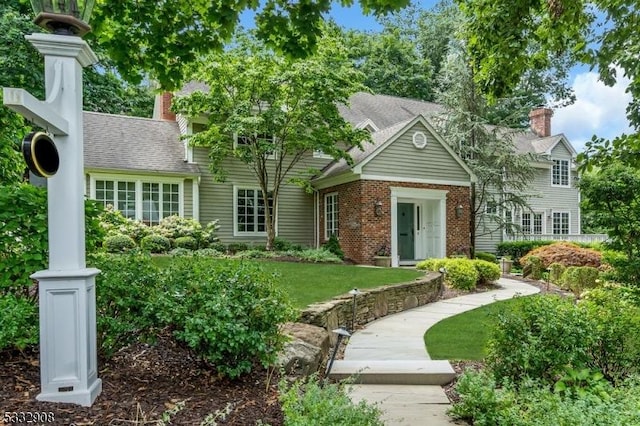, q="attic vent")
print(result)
[412,131,427,149]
